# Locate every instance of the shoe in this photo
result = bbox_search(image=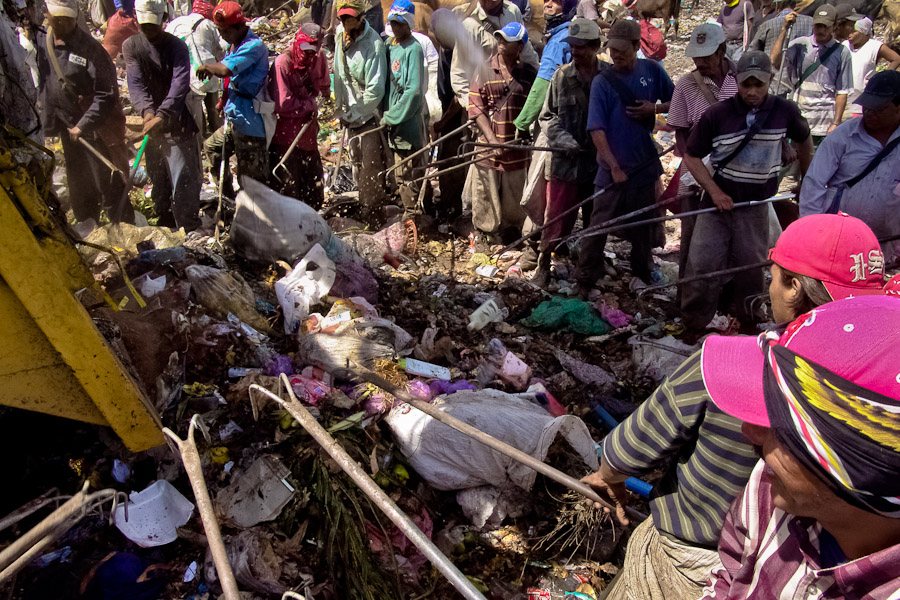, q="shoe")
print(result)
[520,246,539,271]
